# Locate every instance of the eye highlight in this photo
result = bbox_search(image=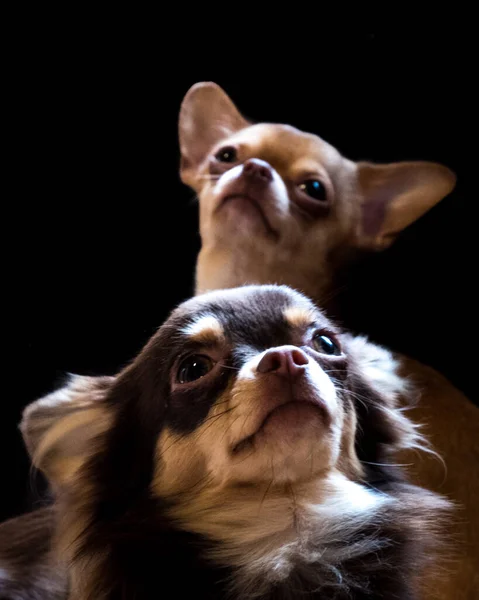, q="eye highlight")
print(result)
[215,146,237,163]
[299,179,327,202]
[312,333,341,356]
[177,355,214,384]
